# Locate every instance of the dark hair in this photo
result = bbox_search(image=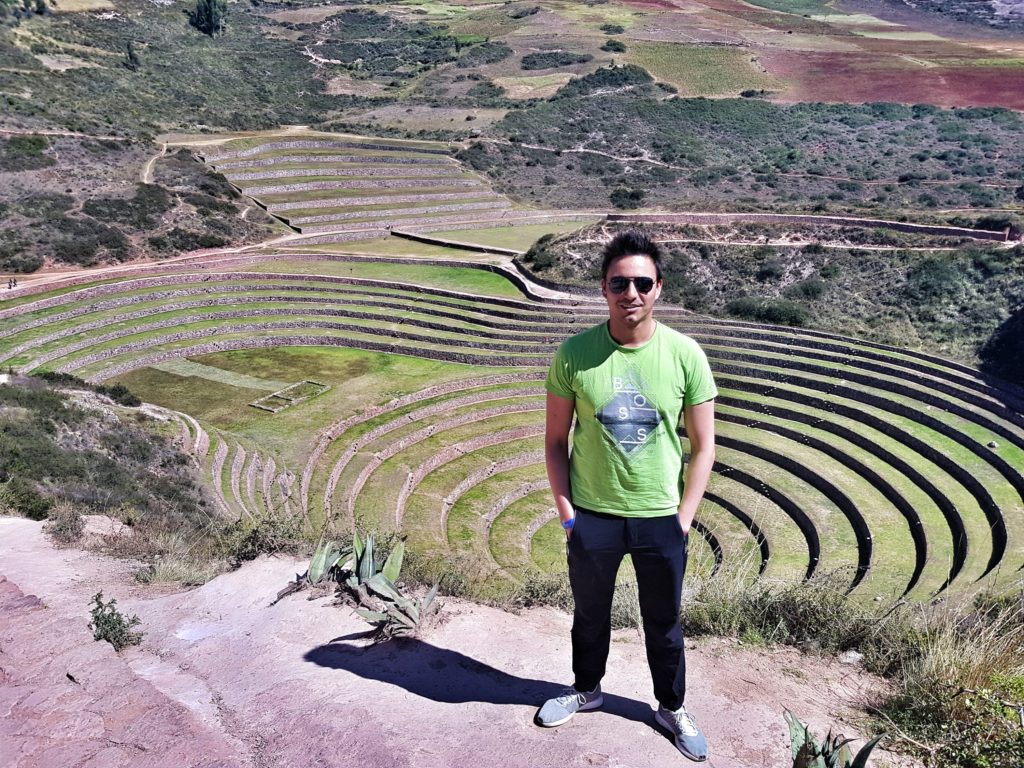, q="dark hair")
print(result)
[600,230,663,280]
